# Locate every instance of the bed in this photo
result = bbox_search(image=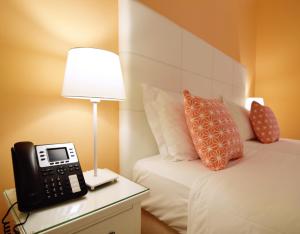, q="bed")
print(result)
[118,0,300,233]
[134,139,300,234]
